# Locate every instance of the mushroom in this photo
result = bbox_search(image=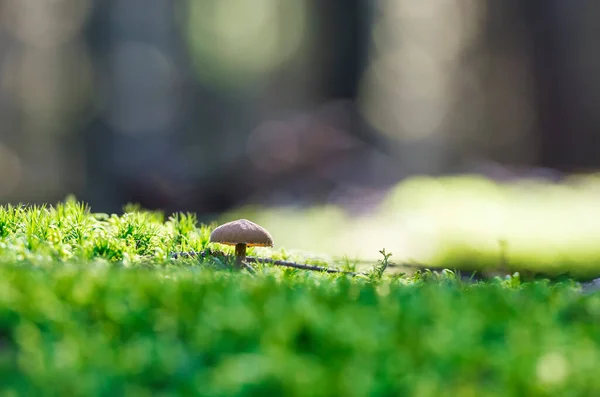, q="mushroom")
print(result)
[209,219,274,268]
